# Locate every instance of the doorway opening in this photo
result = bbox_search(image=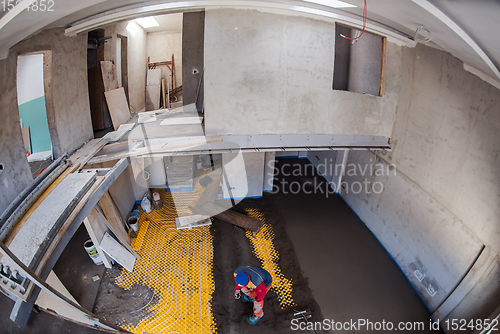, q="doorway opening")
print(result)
[17,52,53,178]
[117,34,129,105]
[87,29,113,137]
